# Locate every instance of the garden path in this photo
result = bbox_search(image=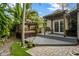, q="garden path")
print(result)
[0,37,15,56]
